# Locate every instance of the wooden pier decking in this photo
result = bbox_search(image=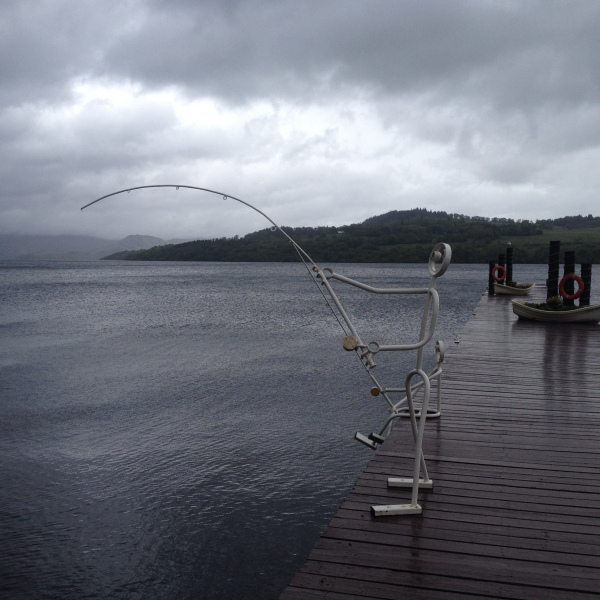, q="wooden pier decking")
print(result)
[280,286,600,599]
